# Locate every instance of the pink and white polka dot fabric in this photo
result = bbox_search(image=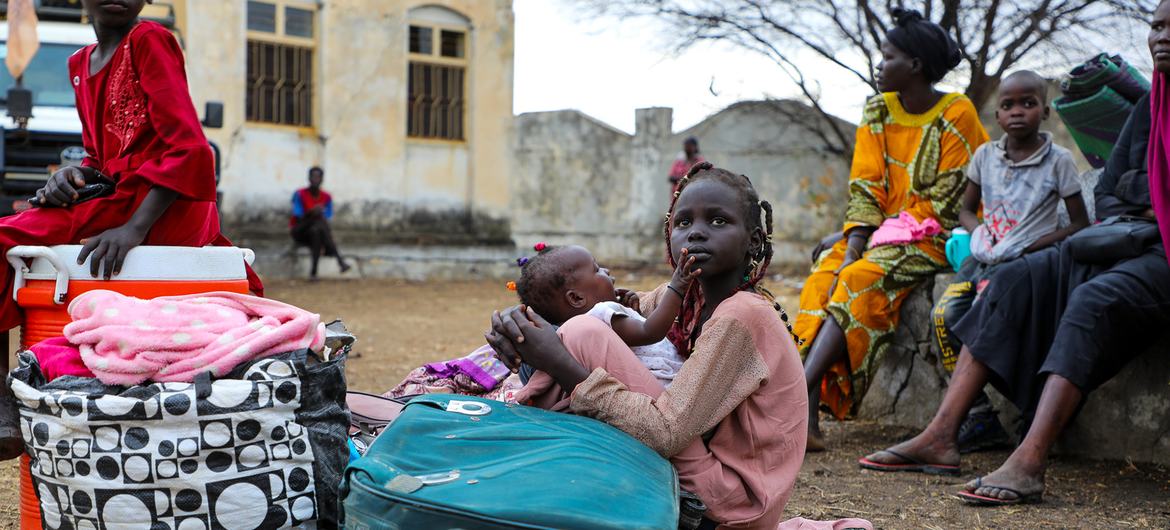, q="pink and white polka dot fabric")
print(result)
[63,290,326,385]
